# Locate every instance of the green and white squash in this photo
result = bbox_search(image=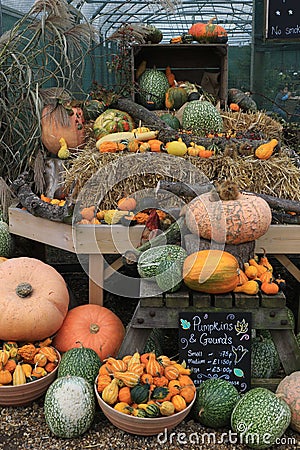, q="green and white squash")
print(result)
[231,387,291,449]
[137,244,187,279]
[182,100,223,136]
[44,375,95,438]
[251,336,280,379]
[138,69,169,110]
[57,343,102,385]
[193,378,240,428]
[0,221,12,258]
[143,328,164,356]
[155,261,182,292]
